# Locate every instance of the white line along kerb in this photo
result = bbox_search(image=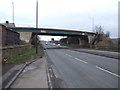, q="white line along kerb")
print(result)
[96,66,120,77]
